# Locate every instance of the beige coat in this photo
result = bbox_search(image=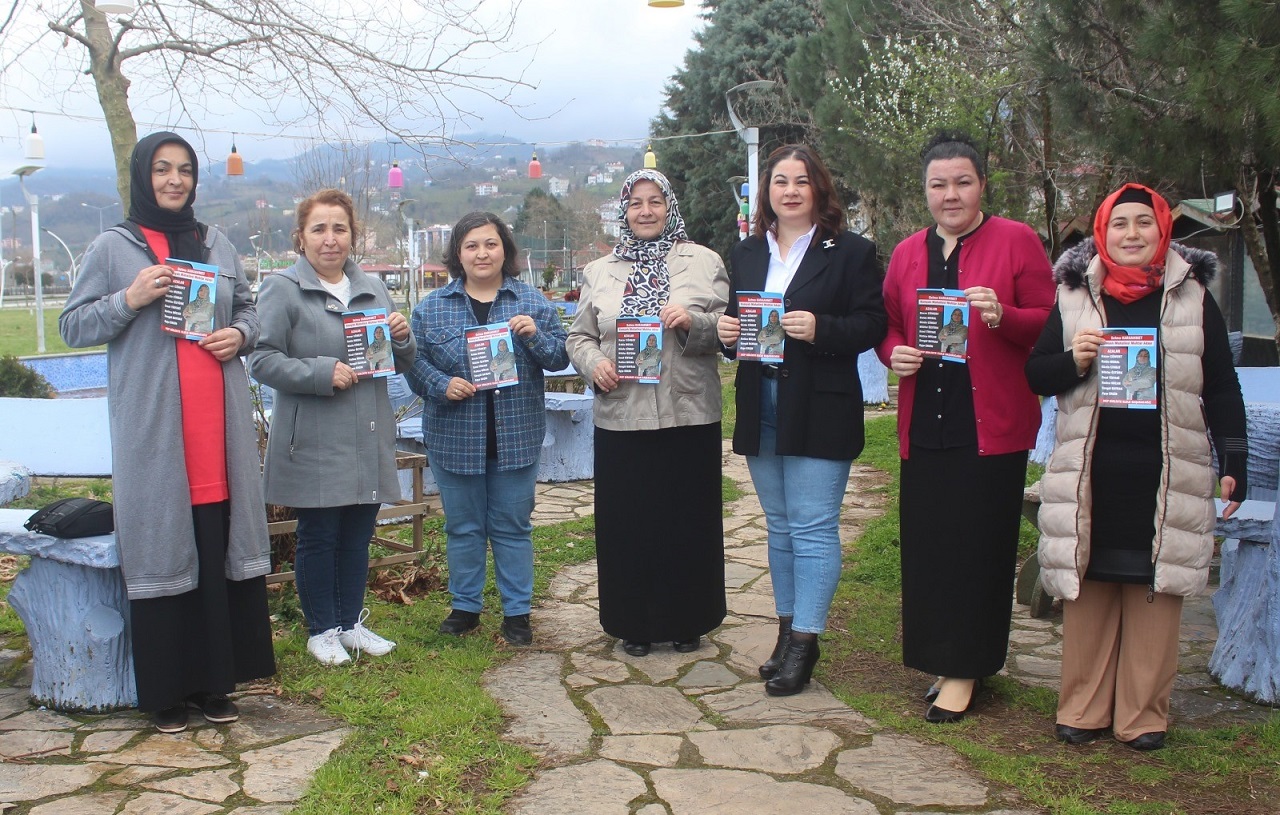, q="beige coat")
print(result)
[567,243,728,431]
[1037,244,1216,601]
